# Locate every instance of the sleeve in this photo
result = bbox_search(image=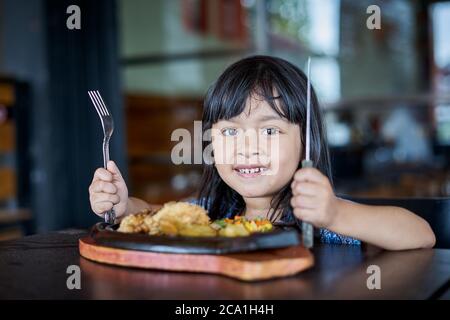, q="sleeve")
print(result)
[319,228,361,245]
